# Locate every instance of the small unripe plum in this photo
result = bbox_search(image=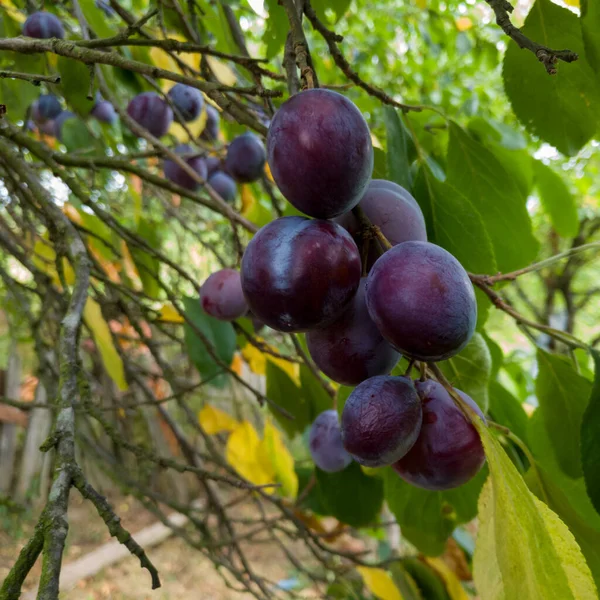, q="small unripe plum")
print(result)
[241,216,361,332]
[267,89,373,219]
[393,380,485,490]
[307,280,400,386]
[209,172,237,203]
[200,105,220,141]
[91,99,117,124]
[31,94,62,125]
[53,111,75,141]
[200,269,248,321]
[309,410,352,473]
[163,144,207,191]
[168,83,204,122]
[225,133,266,183]
[127,92,173,138]
[366,241,476,361]
[341,376,422,467]
[23,11,65,39]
